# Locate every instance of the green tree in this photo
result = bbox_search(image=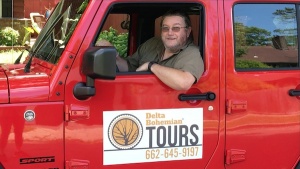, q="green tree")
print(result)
[245,27,271,46]
[236,59,272,69]
[234,22,248,57]
[272,7,296,36]
[235,22,271,57]
[272,7,297,46]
